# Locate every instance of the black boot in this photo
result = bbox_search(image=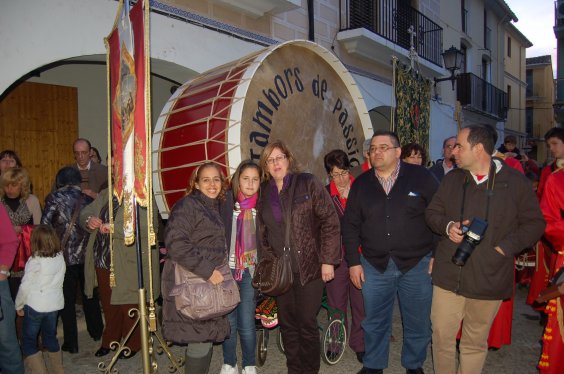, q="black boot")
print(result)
[184,347,213,374]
